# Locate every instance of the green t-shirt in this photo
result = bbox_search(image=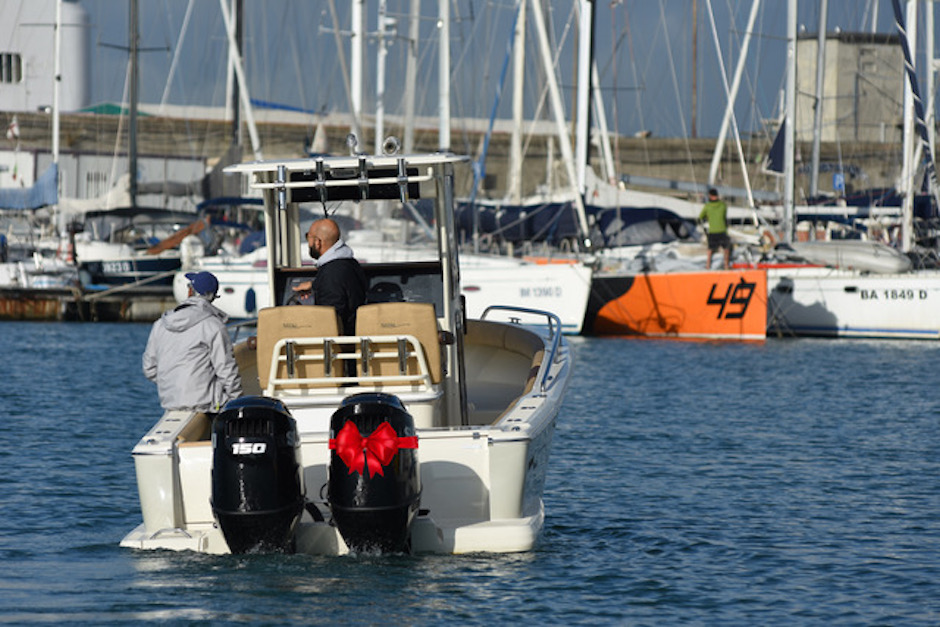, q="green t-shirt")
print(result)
[699,200,728,234]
